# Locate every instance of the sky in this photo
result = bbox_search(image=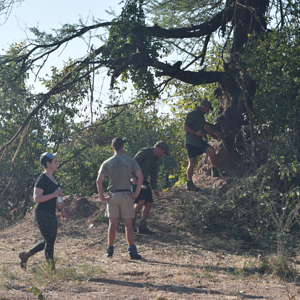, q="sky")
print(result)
[0,0,171,116]
[1,0,122,46]
[1,0,123,103]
